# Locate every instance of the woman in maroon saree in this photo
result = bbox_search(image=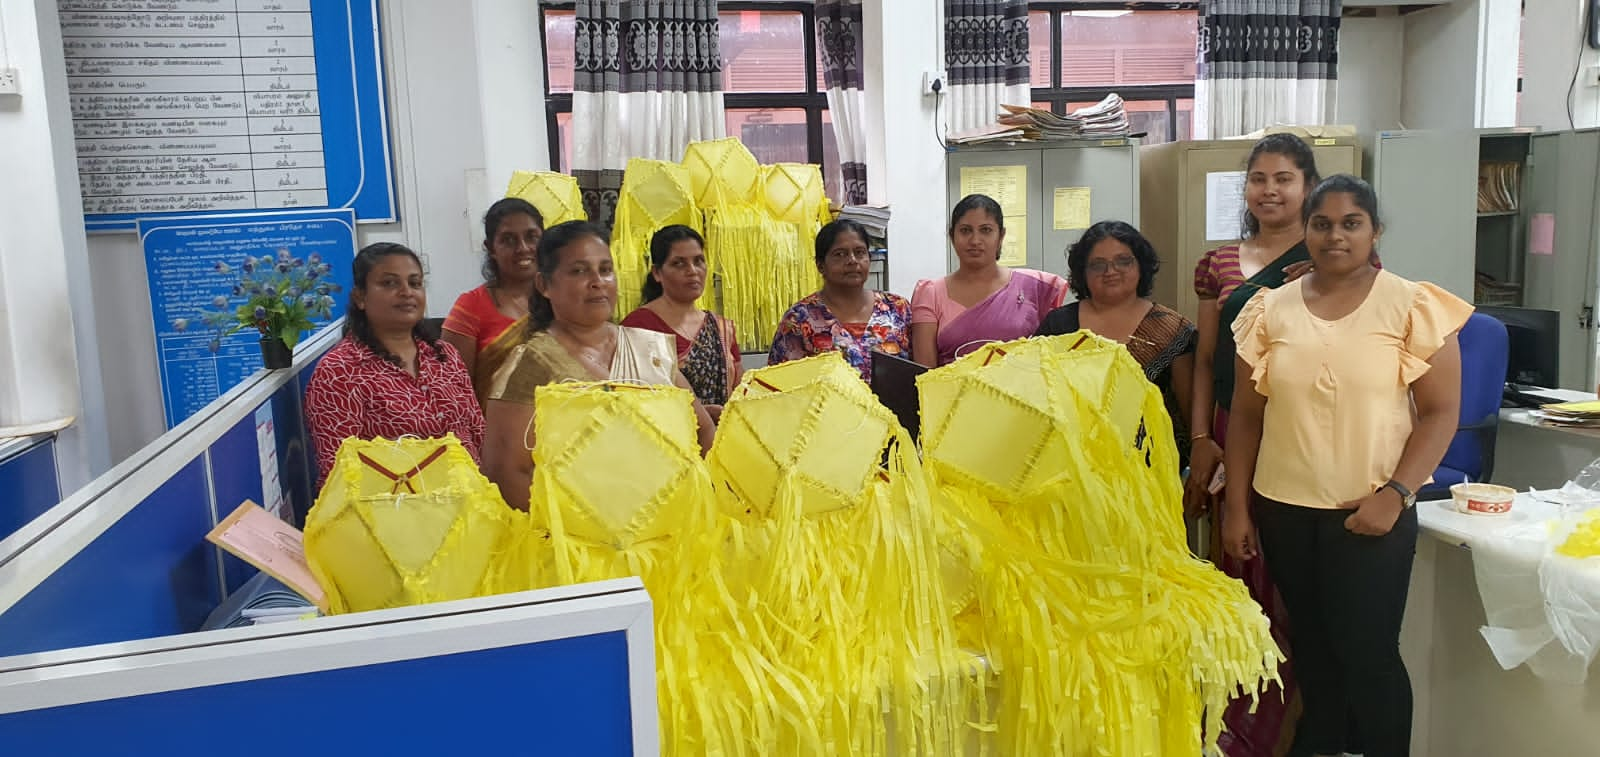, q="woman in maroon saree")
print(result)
[910,194,1069,367]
